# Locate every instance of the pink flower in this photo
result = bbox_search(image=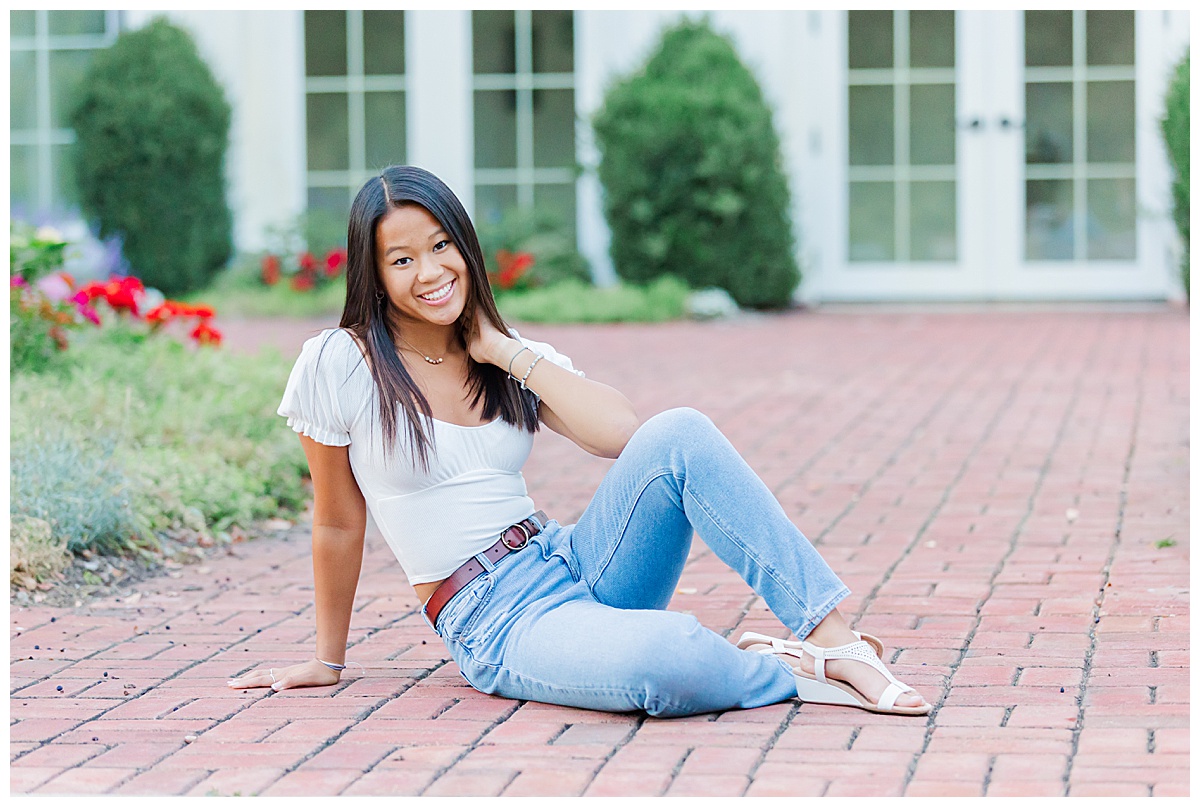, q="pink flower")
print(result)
[76,302,101,326]
[11,276,28,289]
[36,273,73,303]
